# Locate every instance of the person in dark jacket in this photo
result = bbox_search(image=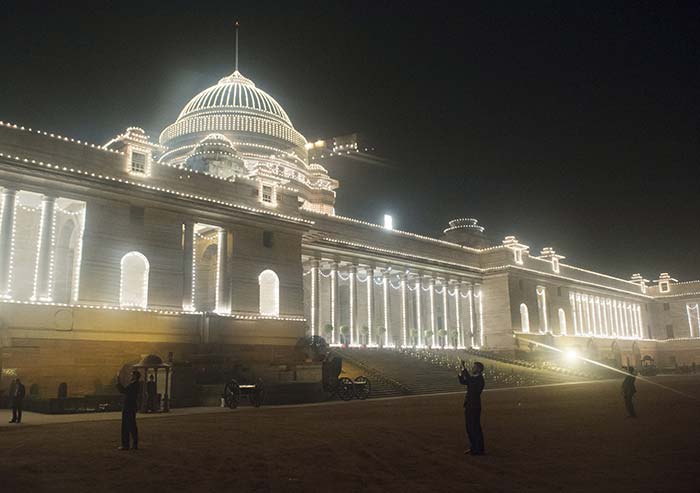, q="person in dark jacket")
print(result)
[9,378,26,424]
[622,366,637,418]
[458,361,485,455]
[116,370,141,450]
[146,375,157,413]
